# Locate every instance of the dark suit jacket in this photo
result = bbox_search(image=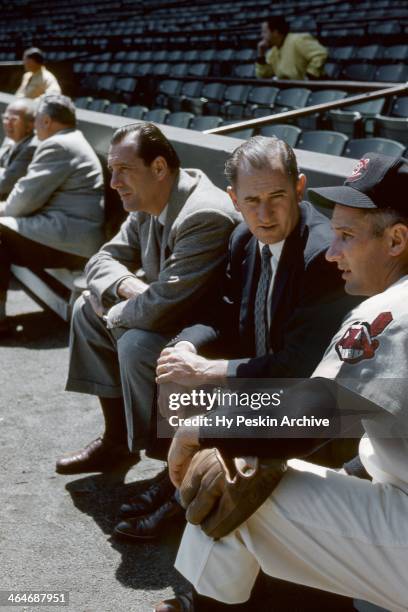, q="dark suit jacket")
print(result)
[0,135,37,198]
[173,201,360,379]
